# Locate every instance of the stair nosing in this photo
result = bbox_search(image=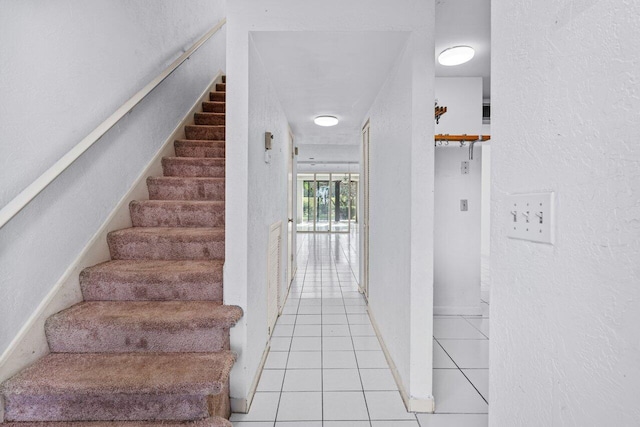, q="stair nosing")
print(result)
[1,352,236,395]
